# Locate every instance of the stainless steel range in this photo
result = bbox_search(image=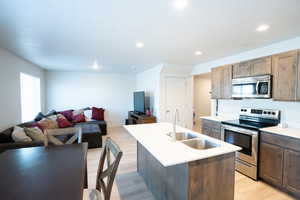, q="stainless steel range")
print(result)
[221,108,280,180]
